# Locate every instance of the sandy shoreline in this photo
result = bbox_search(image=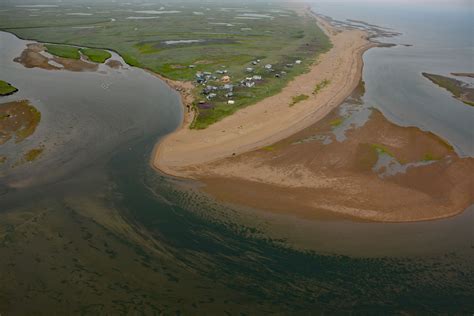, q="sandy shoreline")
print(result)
[150,9,473,223]
[152,12,375,177]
